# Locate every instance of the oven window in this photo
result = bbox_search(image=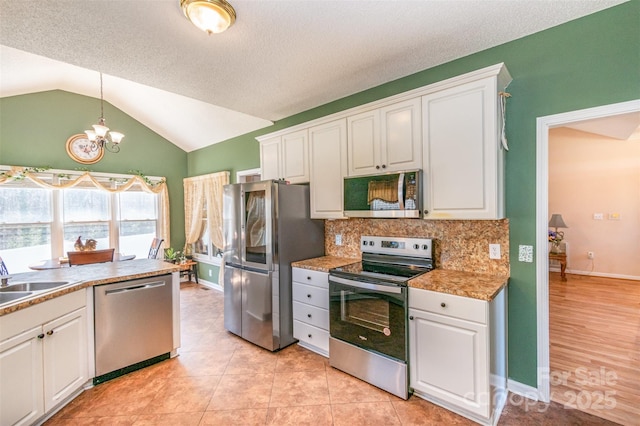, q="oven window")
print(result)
[343,297,390,333]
